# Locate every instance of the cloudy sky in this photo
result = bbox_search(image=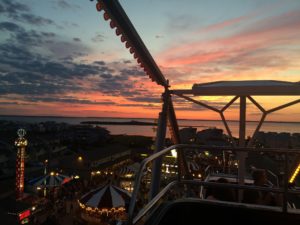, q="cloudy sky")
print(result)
[0,0,299,121]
